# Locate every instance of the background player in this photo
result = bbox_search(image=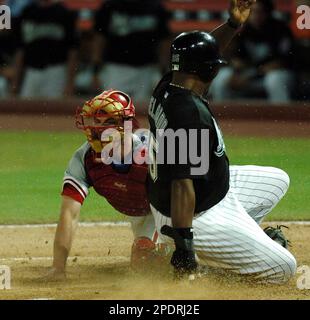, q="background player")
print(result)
[147,0,297,283]
[11,0,78,98]
[47,90,157,279]
[92,0,171,106]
